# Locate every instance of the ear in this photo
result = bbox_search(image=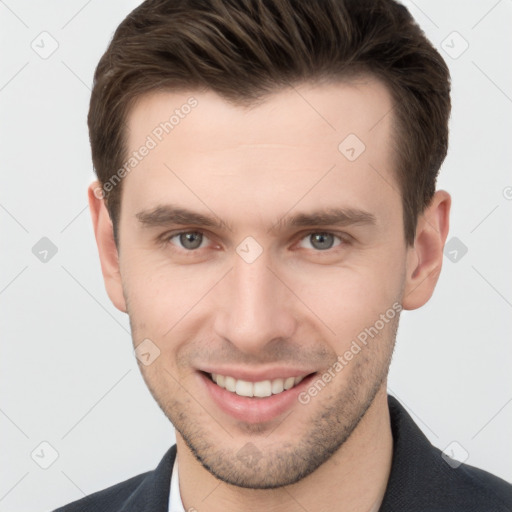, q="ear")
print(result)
[88,182,127,313]
[402,190,451,310]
